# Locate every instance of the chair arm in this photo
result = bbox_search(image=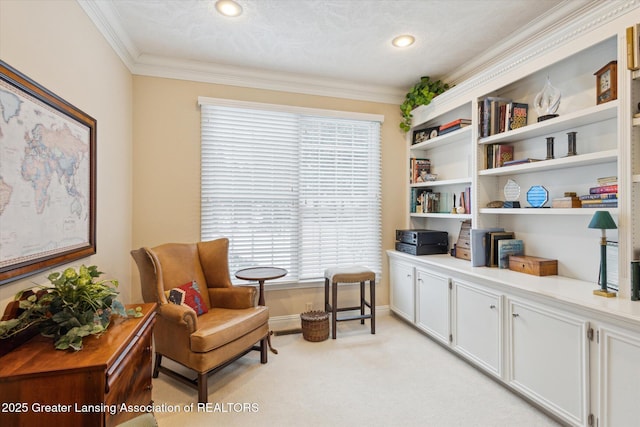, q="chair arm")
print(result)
[209,286,256,309]
[157,302,198,333]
